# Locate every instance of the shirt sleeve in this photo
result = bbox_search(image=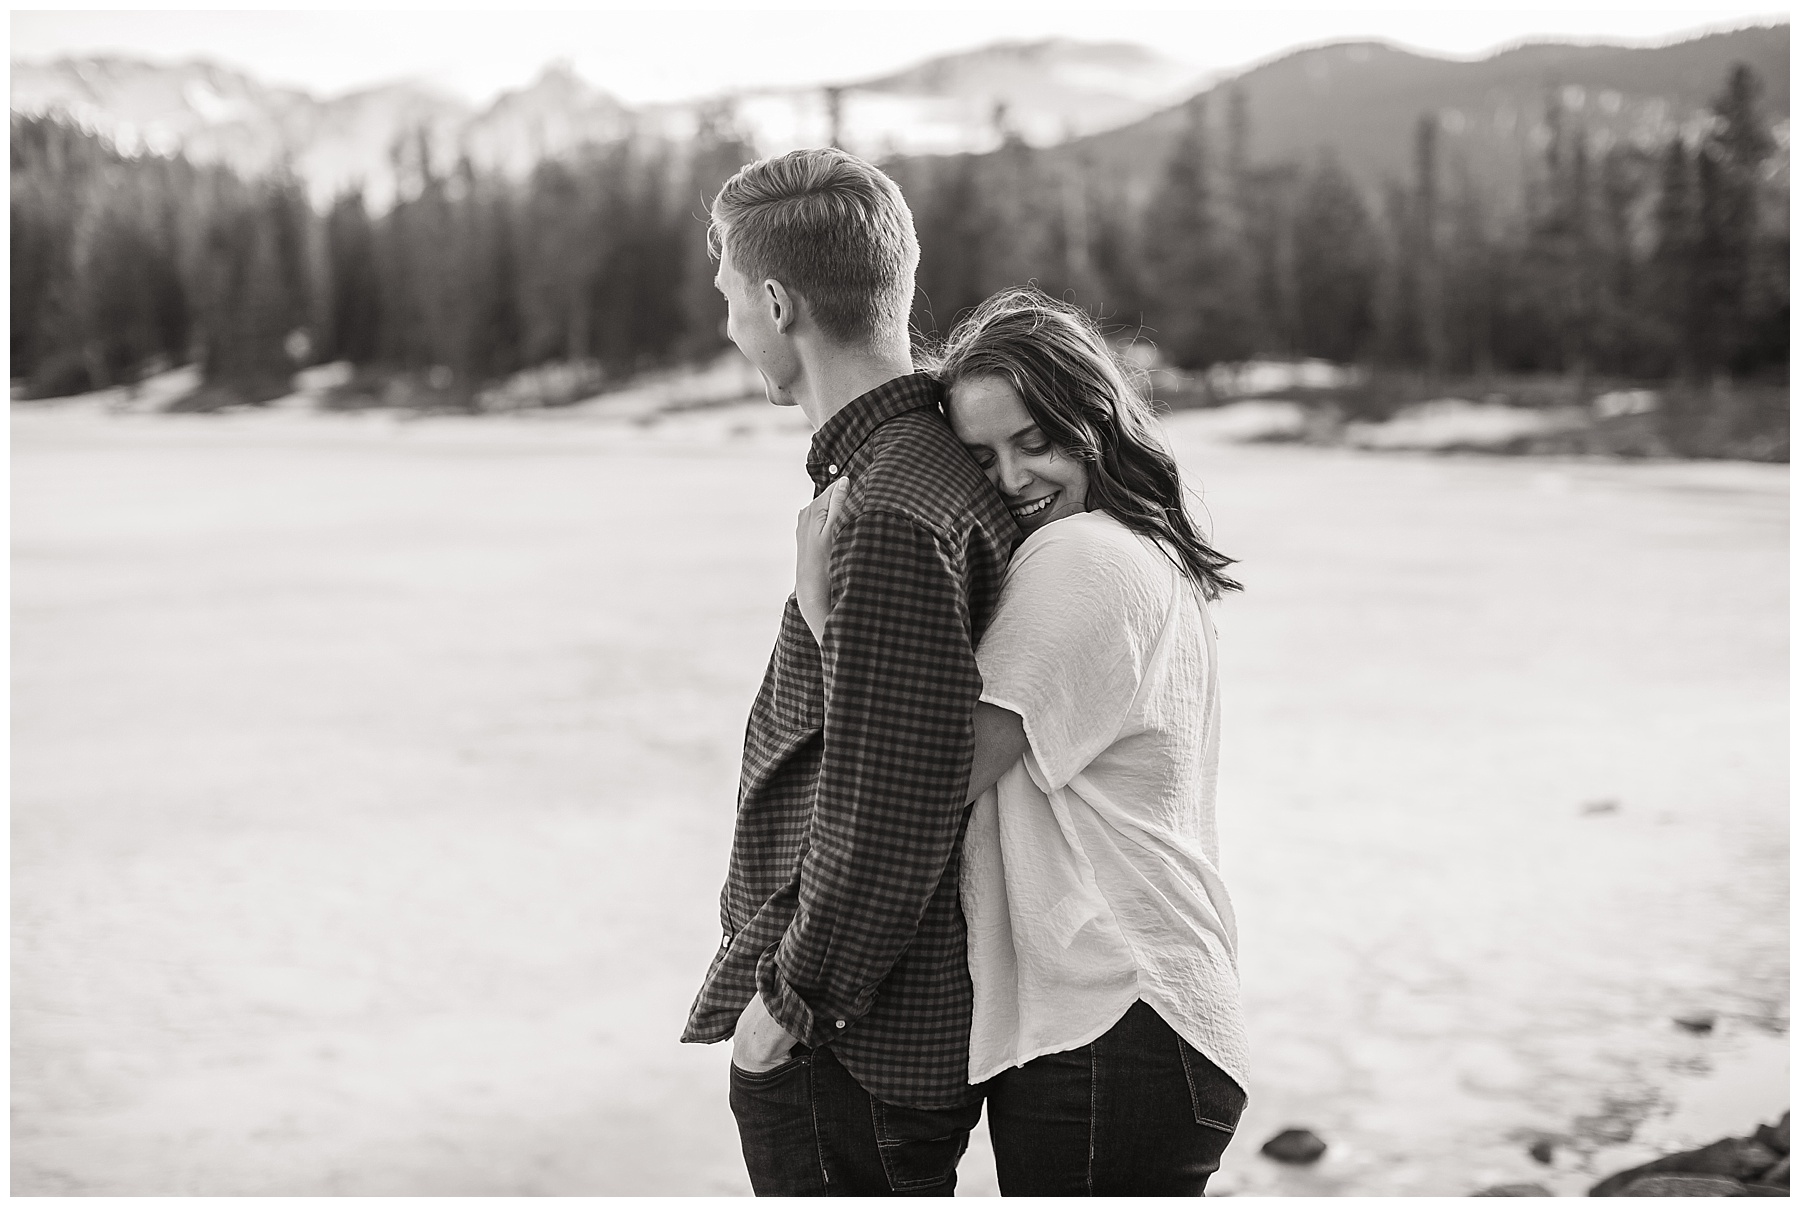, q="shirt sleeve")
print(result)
[757,506,981,1046]
[975,520,1173,791]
